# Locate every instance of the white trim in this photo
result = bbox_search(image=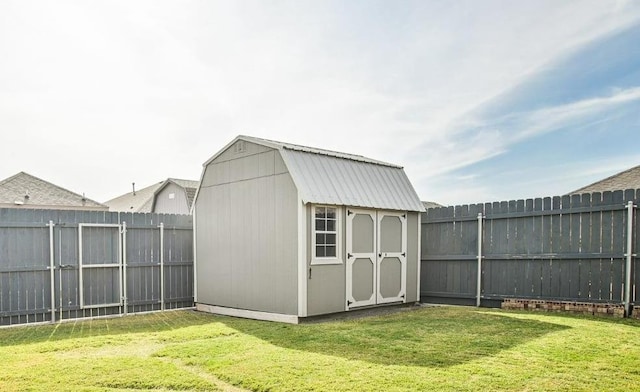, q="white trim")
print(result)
[417,212,422,303]
[376,211,407,305]
[345,208,377,310]
[196,303,300,324]
[192,208,198,303]
[78,223,123,310]
[311,204,343,265]
[297,197,308,317]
